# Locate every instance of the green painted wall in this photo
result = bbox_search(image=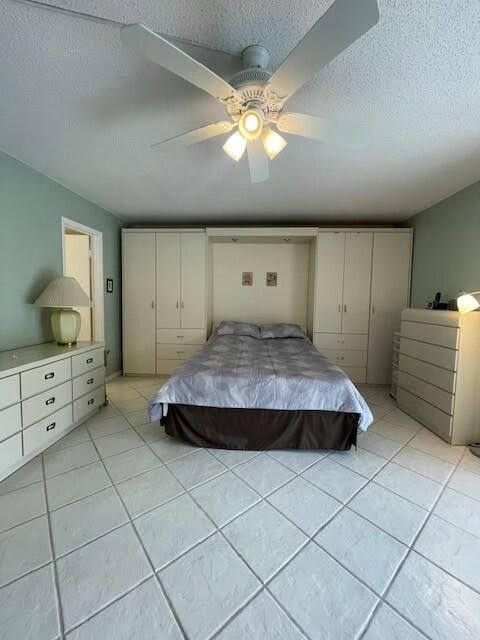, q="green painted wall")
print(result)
[406,182,480,308]
[0,152,123,375]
